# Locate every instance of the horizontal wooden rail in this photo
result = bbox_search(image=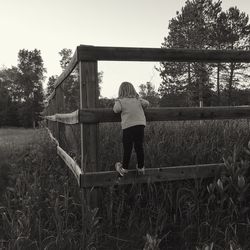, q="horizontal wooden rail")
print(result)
[45,115,57,122]
[45,45,250,103]
[54,50,78,90]
[46,50,78,102]
[80,163,226,188]
[46,127,59,146]
[57,146,82,186]
[77,45,250,63]
[79,106,250,123]
[45,127,82,185]
[44,105,250,125]
[47,90,55,103]
[44,110,79,124]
